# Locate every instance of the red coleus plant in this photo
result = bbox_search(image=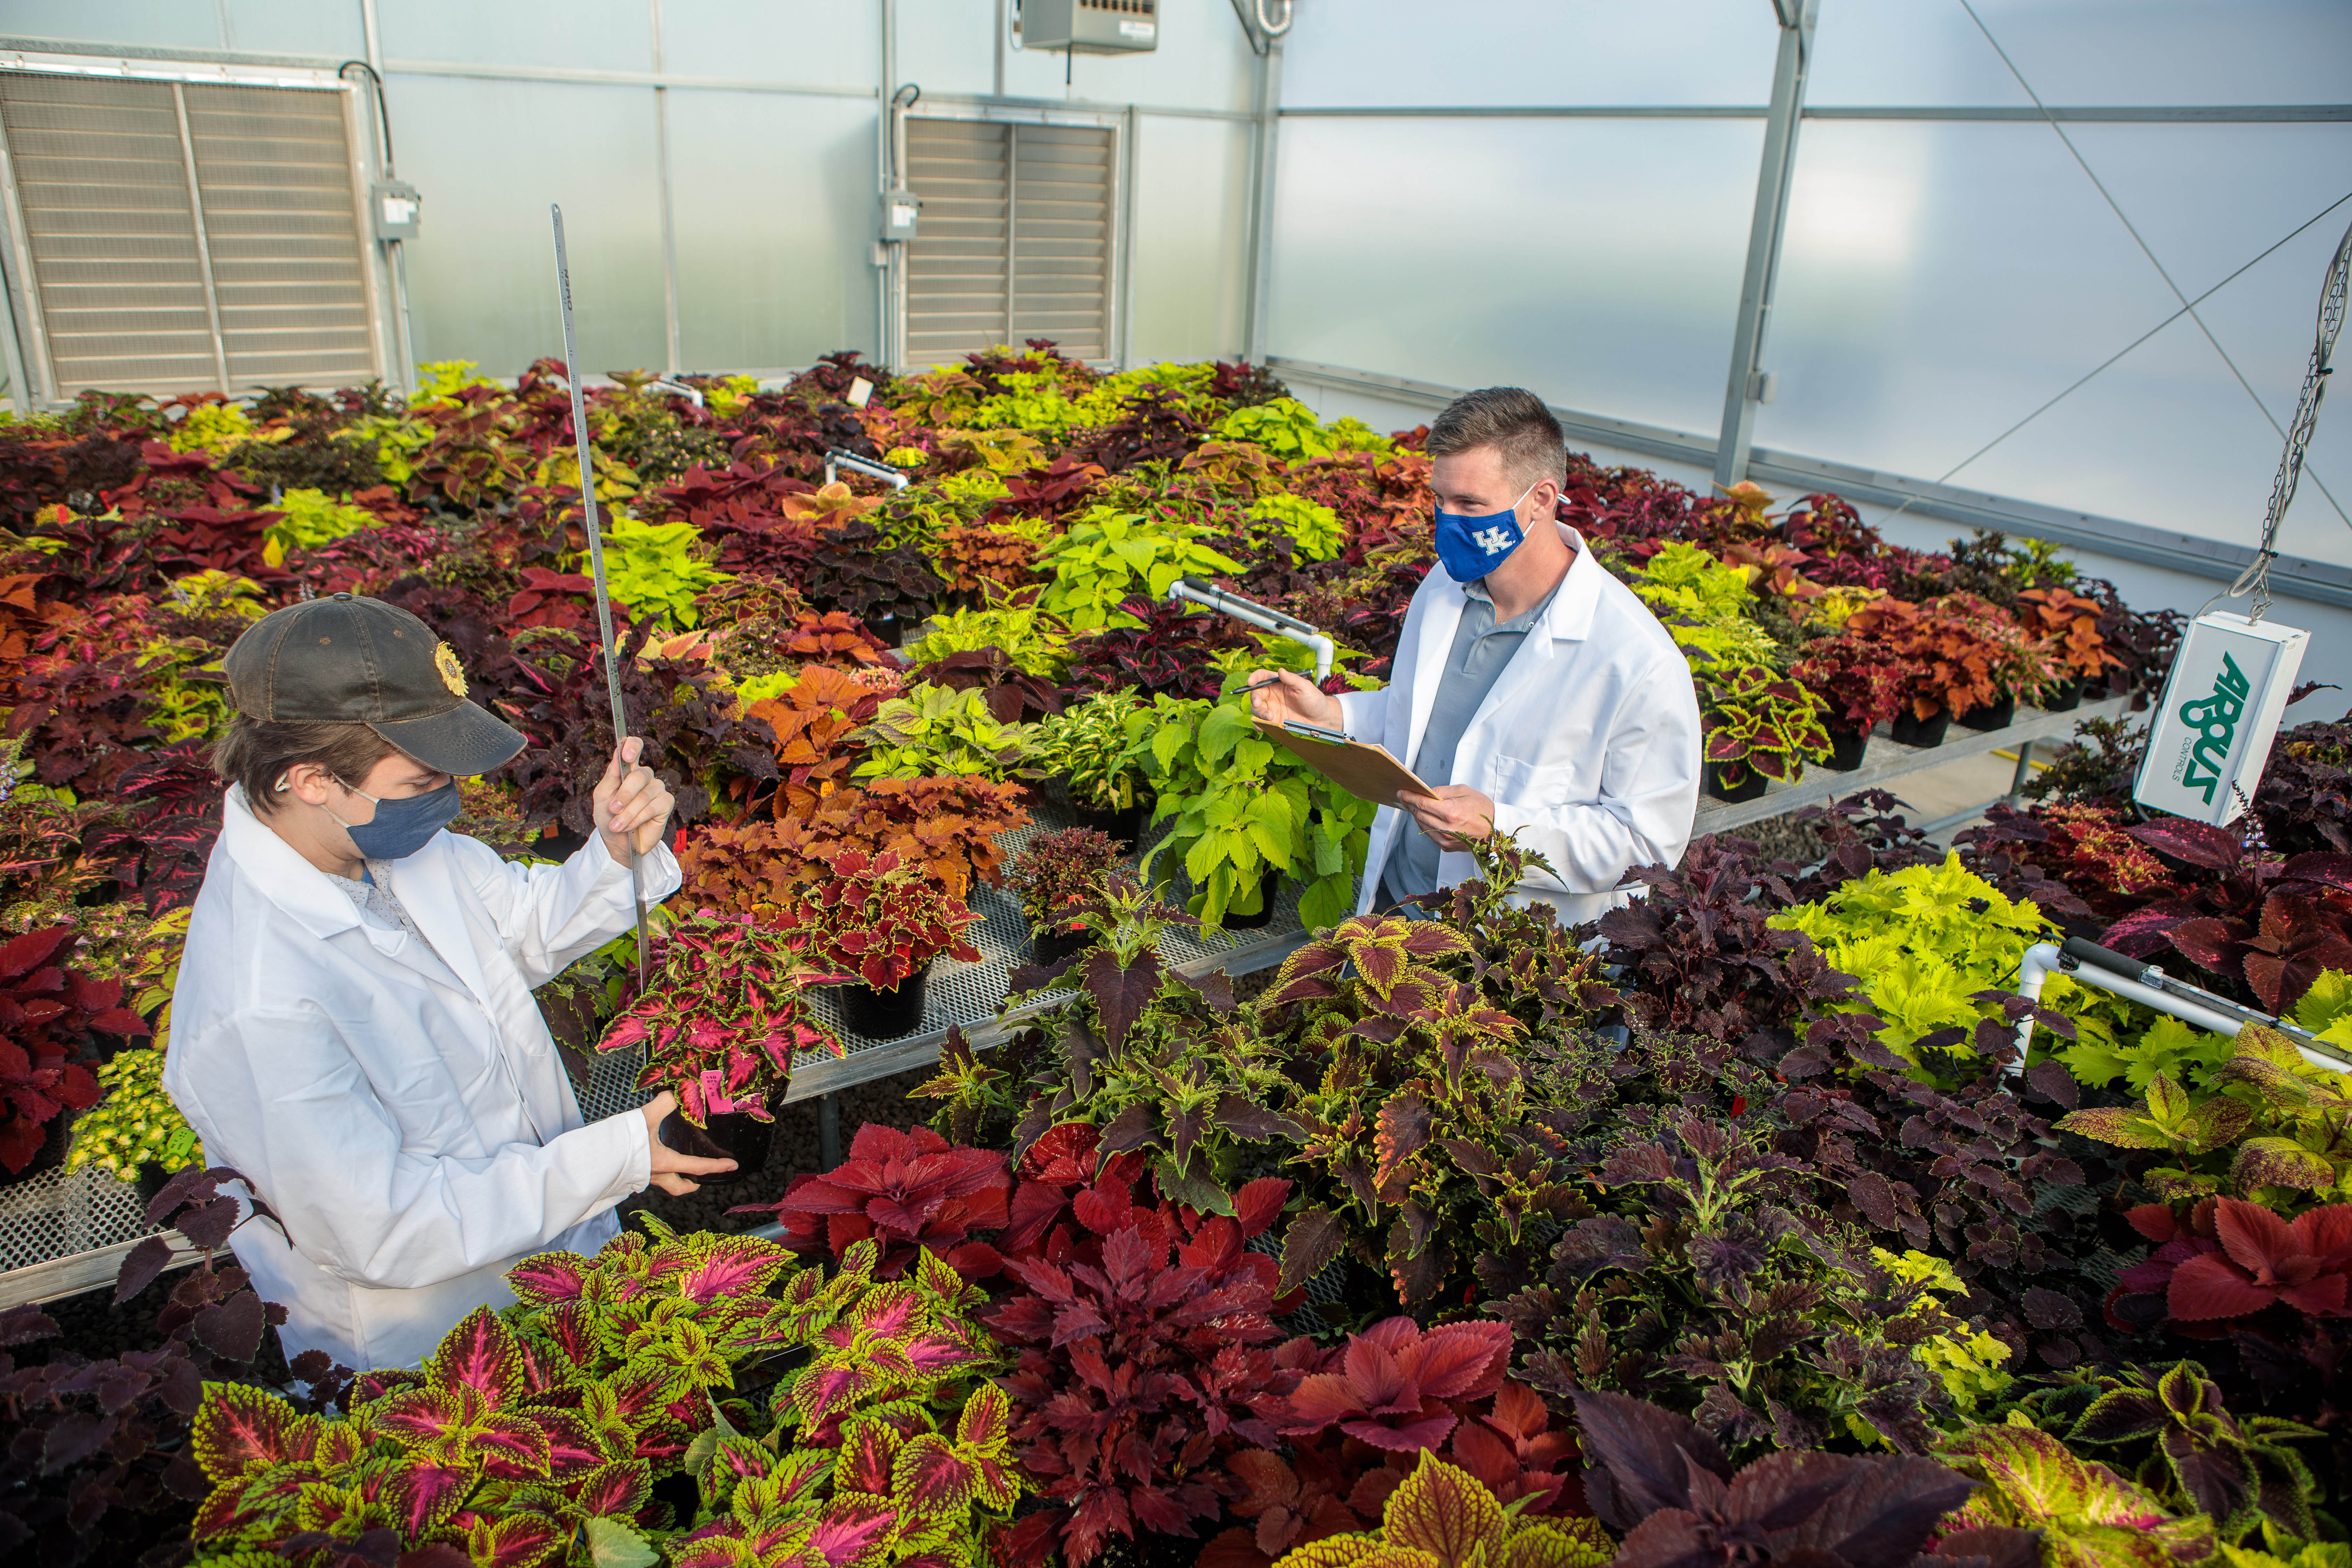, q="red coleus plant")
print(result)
[0,924,148,1171]
[2112,1197,2352,1329]
[1266,1316,1515,1454]
[1790,632,1920,733]
[781,845,982,991]
[989,1175,1302,1567]
[1197,1320,1583,1568]
[733,1122,1011,1280]
[597,914,845,1127]
[2101,817,2352,1016]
